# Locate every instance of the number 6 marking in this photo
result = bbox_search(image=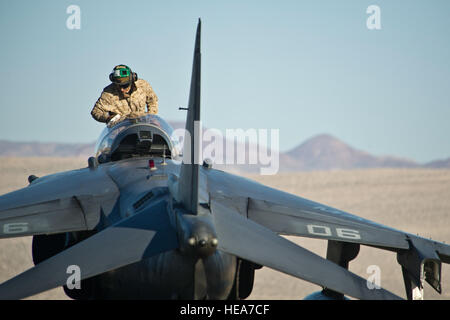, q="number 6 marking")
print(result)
[336,228,361,240]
